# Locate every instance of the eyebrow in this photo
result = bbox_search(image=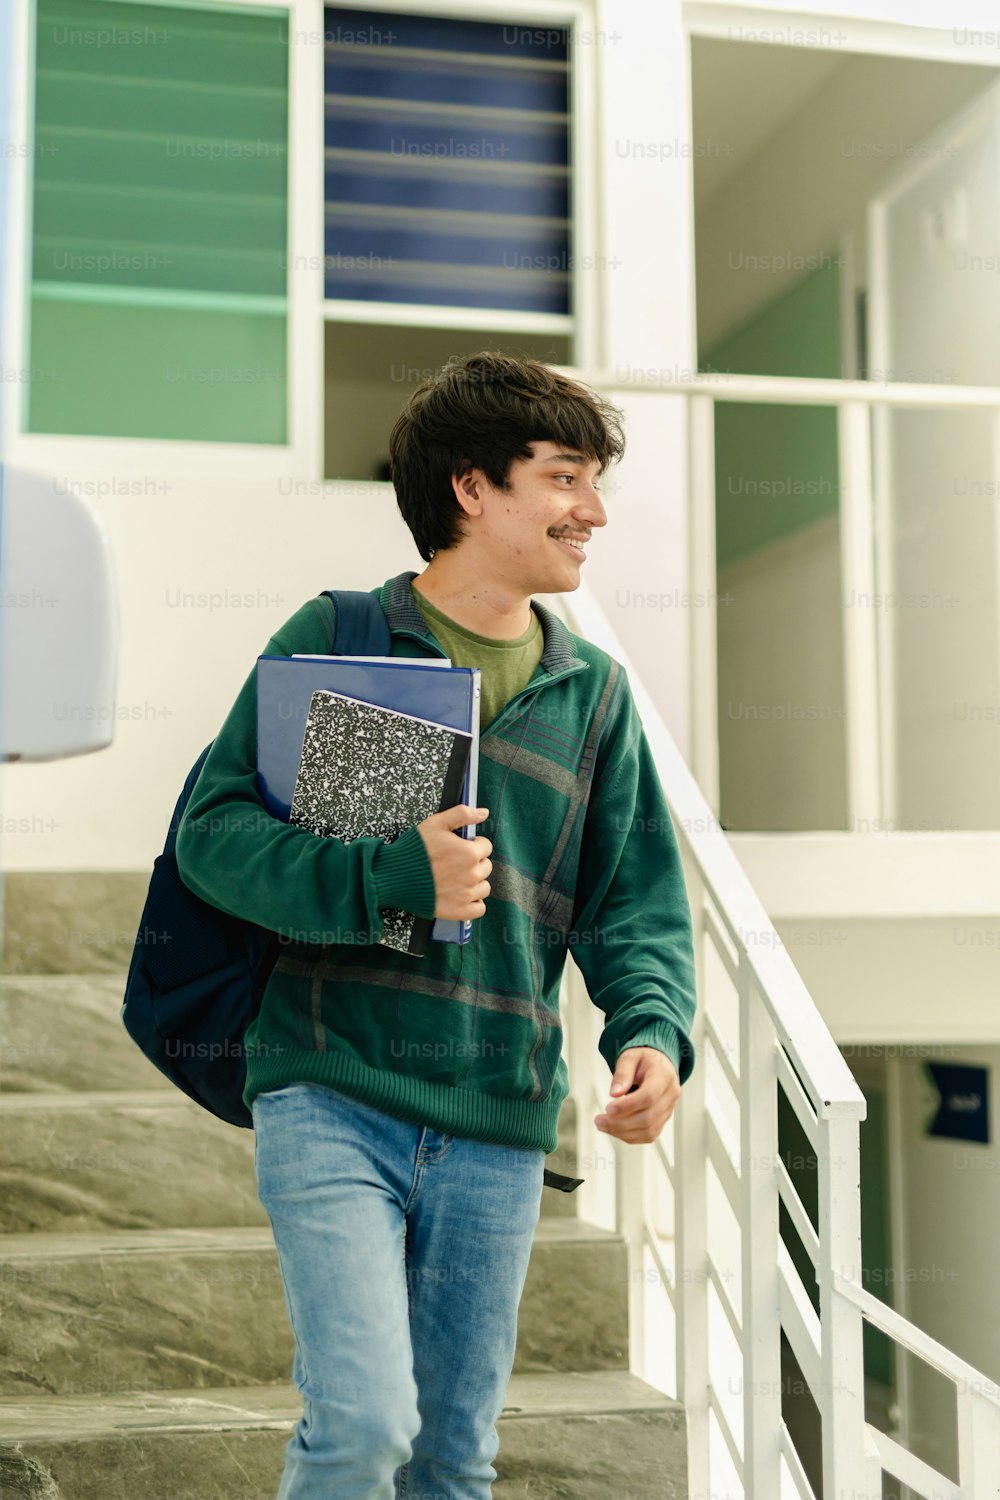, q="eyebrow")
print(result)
[541,452,597,467]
